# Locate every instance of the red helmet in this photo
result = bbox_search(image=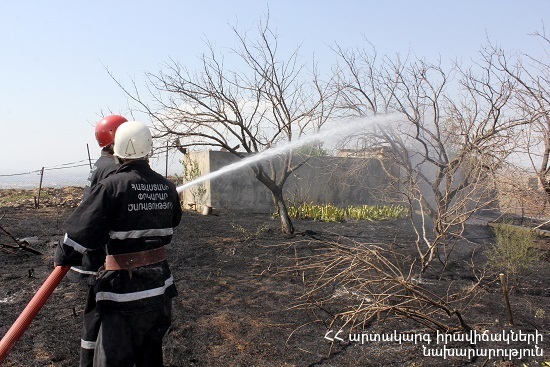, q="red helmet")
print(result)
[95,115,128,147]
